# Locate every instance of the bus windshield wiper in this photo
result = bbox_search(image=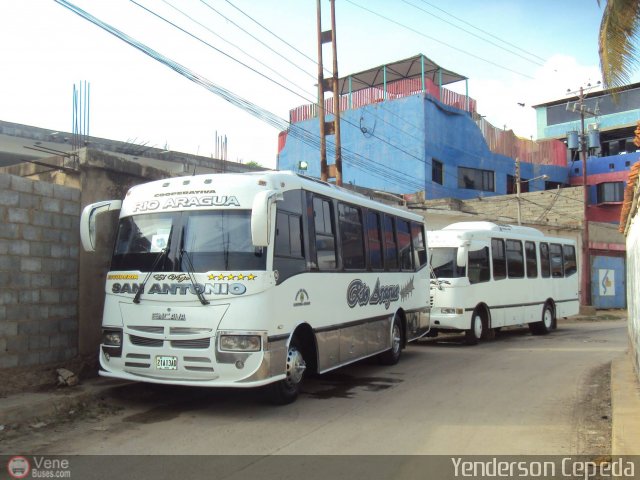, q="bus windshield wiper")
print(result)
[179,227,209,306]
[133,226,173,304]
